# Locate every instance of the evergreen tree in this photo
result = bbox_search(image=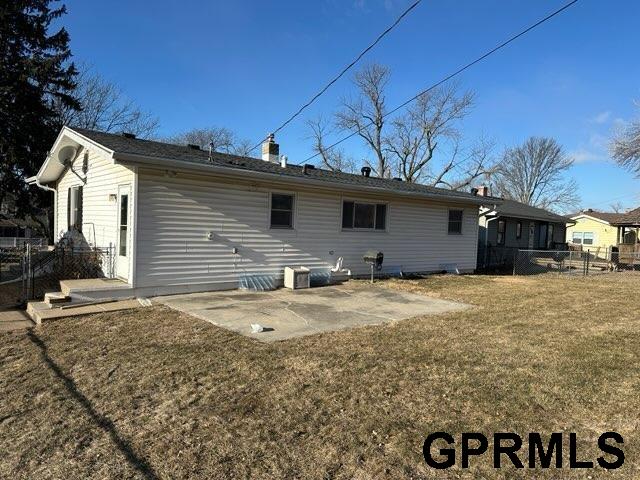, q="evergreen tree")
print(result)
[0,0,78,237]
